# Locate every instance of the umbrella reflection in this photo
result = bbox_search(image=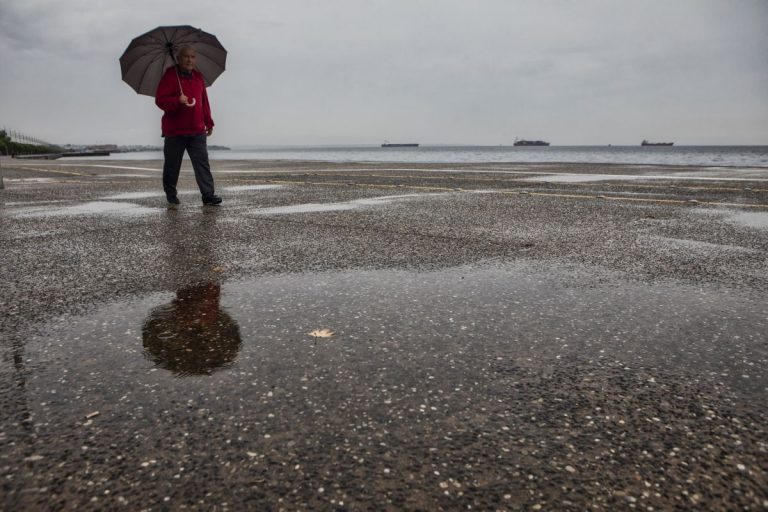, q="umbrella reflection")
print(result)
[142,282,241,376]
